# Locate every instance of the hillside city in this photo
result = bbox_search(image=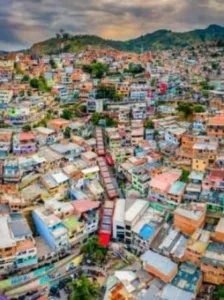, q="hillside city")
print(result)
[0,37,223,300]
